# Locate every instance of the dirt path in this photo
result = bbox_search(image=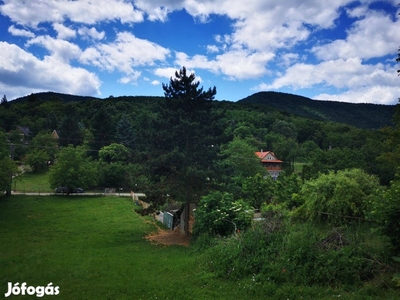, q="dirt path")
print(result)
[145,227,191,247]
